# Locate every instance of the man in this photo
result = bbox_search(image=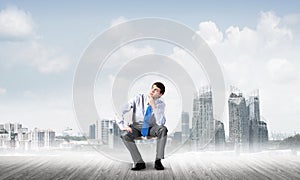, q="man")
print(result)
[117,82,168,171]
